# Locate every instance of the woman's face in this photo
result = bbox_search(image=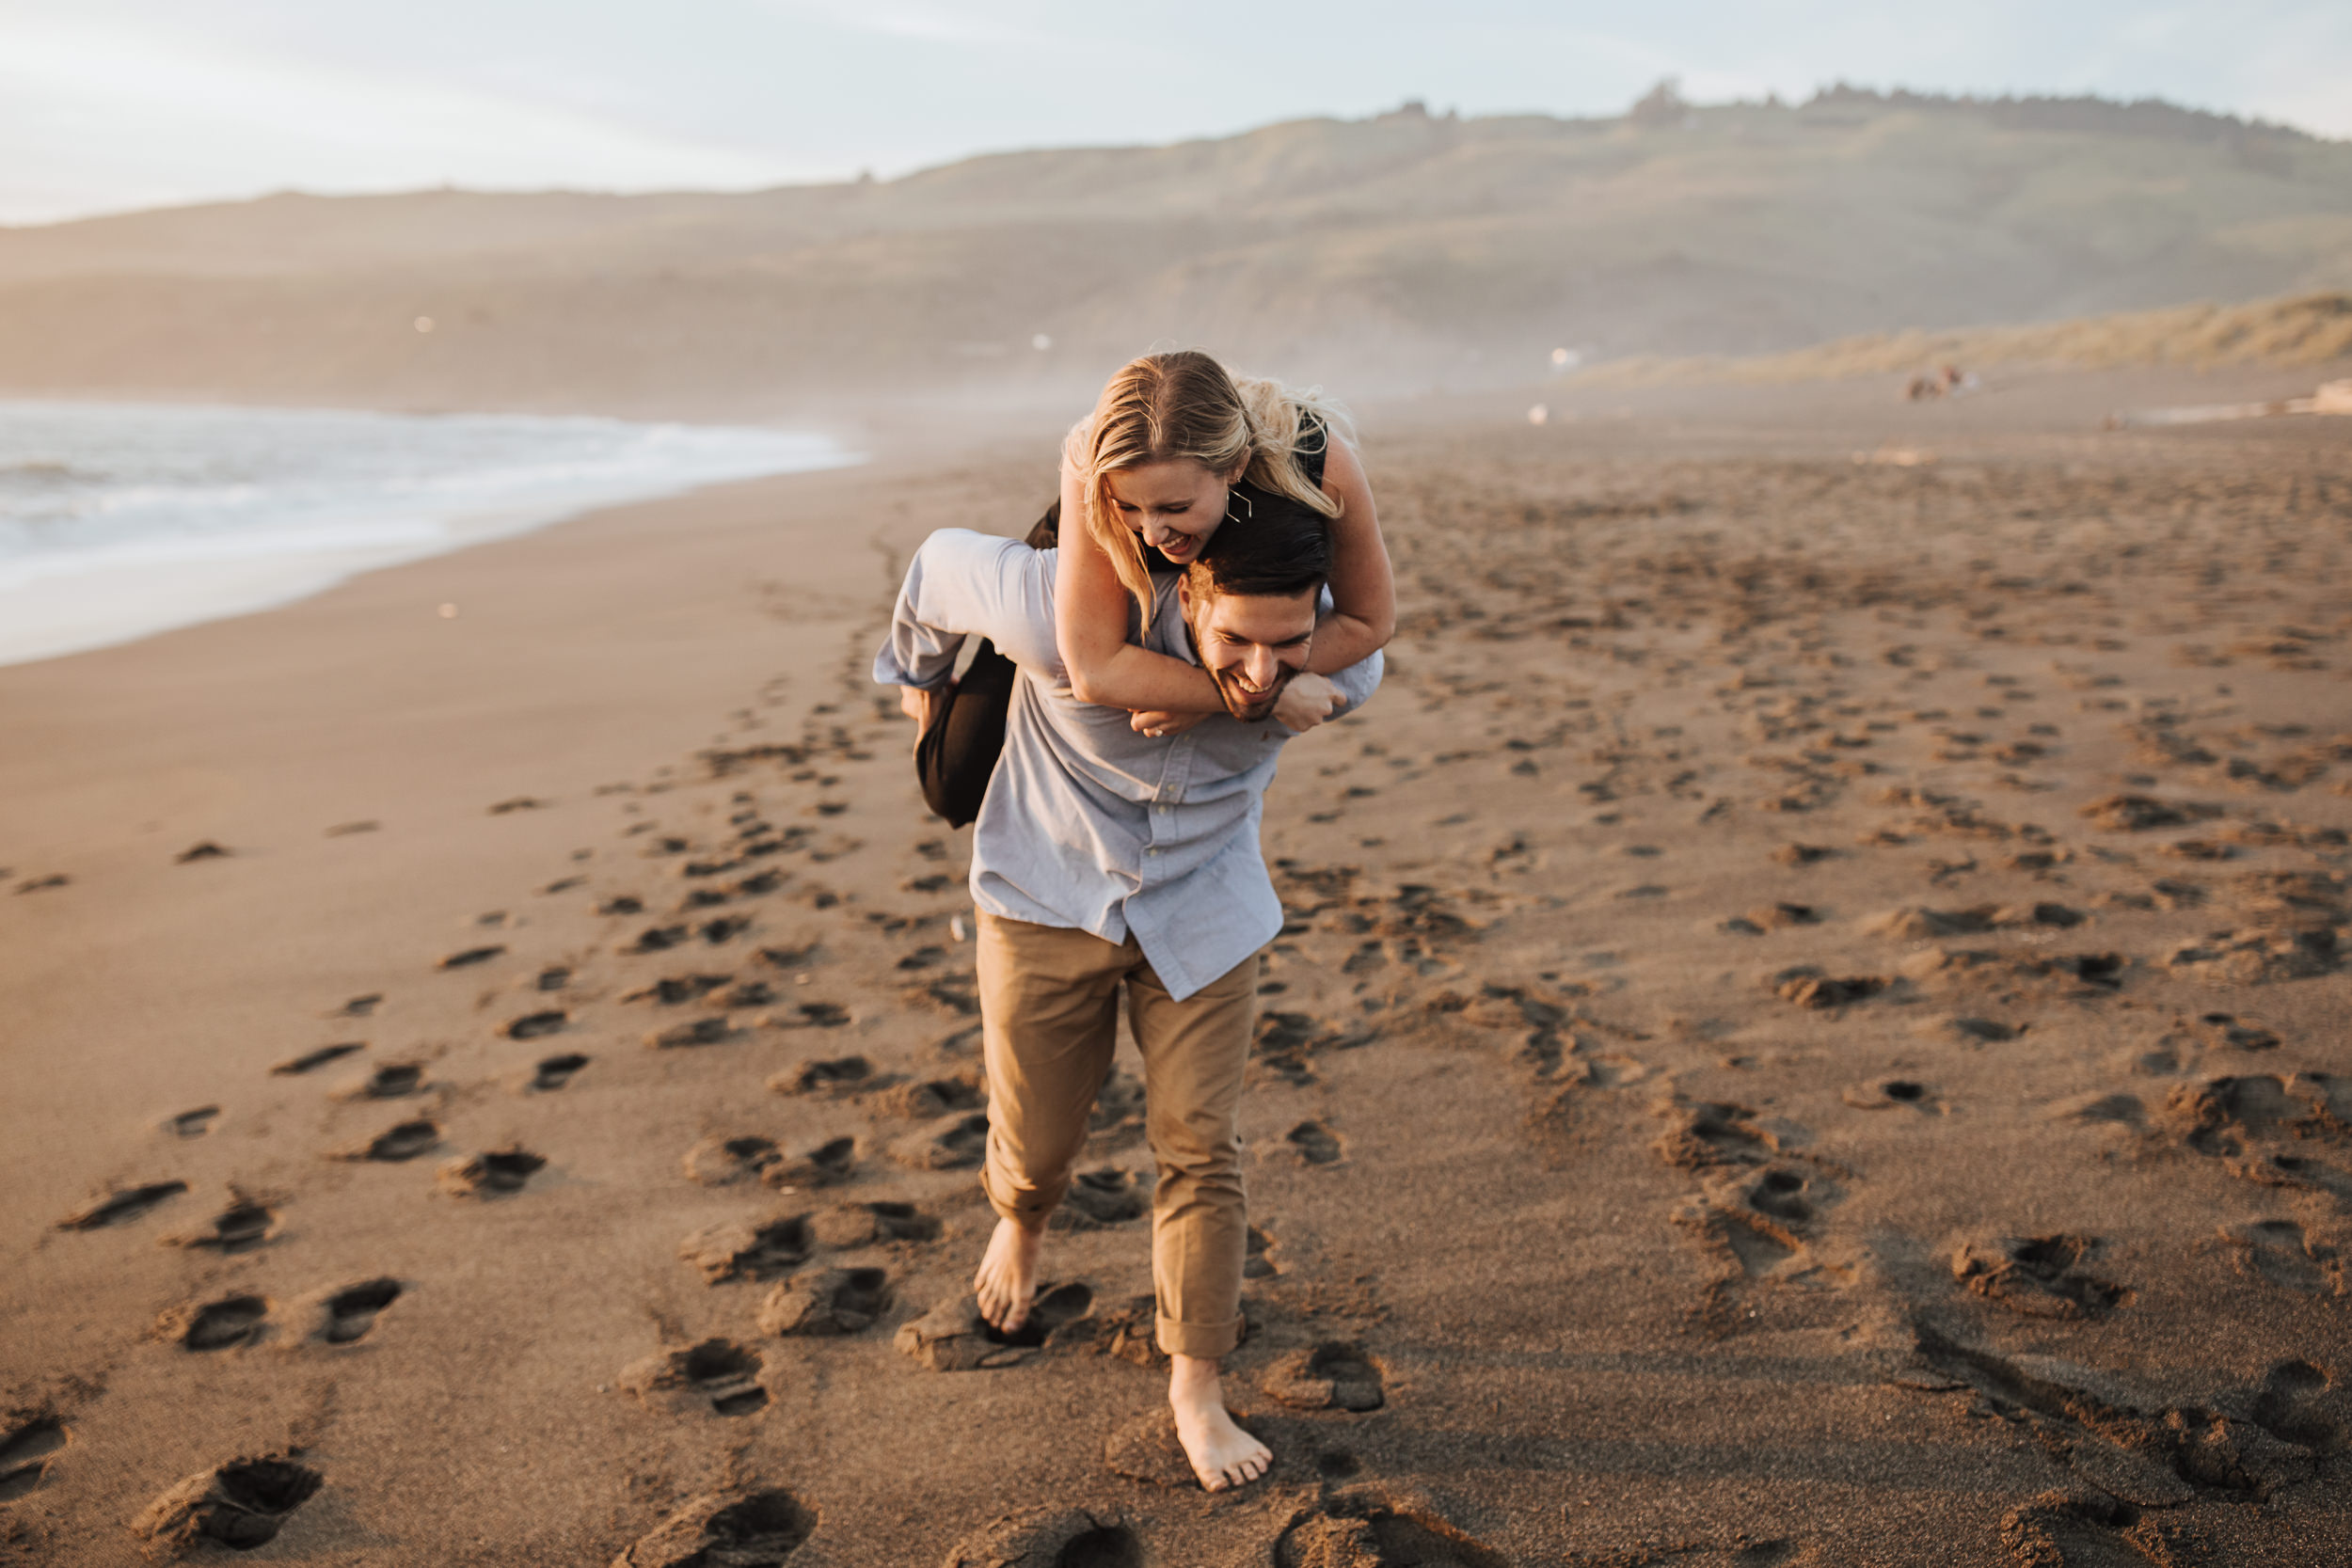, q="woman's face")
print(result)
[1103,459,1238,567]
